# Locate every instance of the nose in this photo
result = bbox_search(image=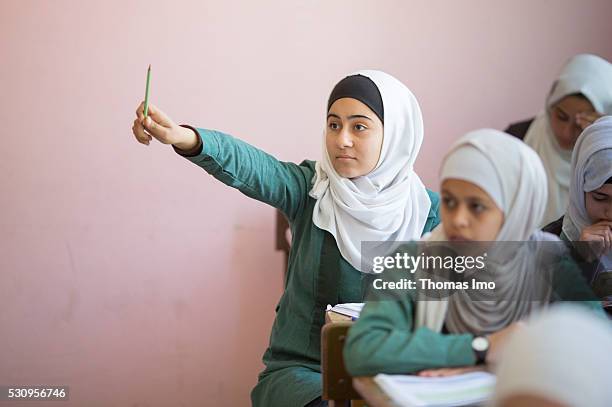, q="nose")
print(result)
[571,122,582,142]
[337,127,353,149]
[451,204,470,229]
[560,122,575,143]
